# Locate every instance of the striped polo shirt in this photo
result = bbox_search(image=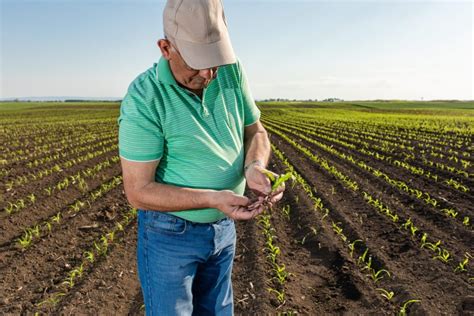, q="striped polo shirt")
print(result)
[117,56,260,223]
